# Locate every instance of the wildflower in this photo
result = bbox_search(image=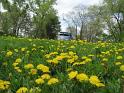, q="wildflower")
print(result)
[15,58,22,63]
[12,63,19,67]
[41,74,51,80]
[28,39,32,42]
[37,64,50,73]
[117,56,123,60]
[70,46,75,49]
[69,51,75,55]
[16,87,28,93]
[89,76,105,87]
[14,67,22,73]
[47,59,59,64]
[101,63,105,66]
[68,71,78,79]
[29,87,41,93]
[33,44,36,47]
[120,65,124,71]
[115,62,121,65]
[21,48,26,52]
[45,54,51,59]
[50,52,58,56]
[74,55,78,60]
[47,78,59,85]
[76,73,89,82]
[30,69,37,75]
[80,61,86,65]
[102,58,108,62]
[88,55,94,57]
[82,56,87,60]
[24,64,34,69]
[67,58,75,64]
[95,83,105,87]
[55,56,64,61]
[32,48,36,51]
[35,78,44,84]
[85,58,92,62]
[6,51,13,57]
[0,80,10,90]
[122,76,124,79]
[14,49,18,52]
[73,62,80,66]
[90,76,98,84]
